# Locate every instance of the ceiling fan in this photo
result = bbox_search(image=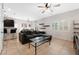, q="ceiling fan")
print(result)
[38,3,61,13]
